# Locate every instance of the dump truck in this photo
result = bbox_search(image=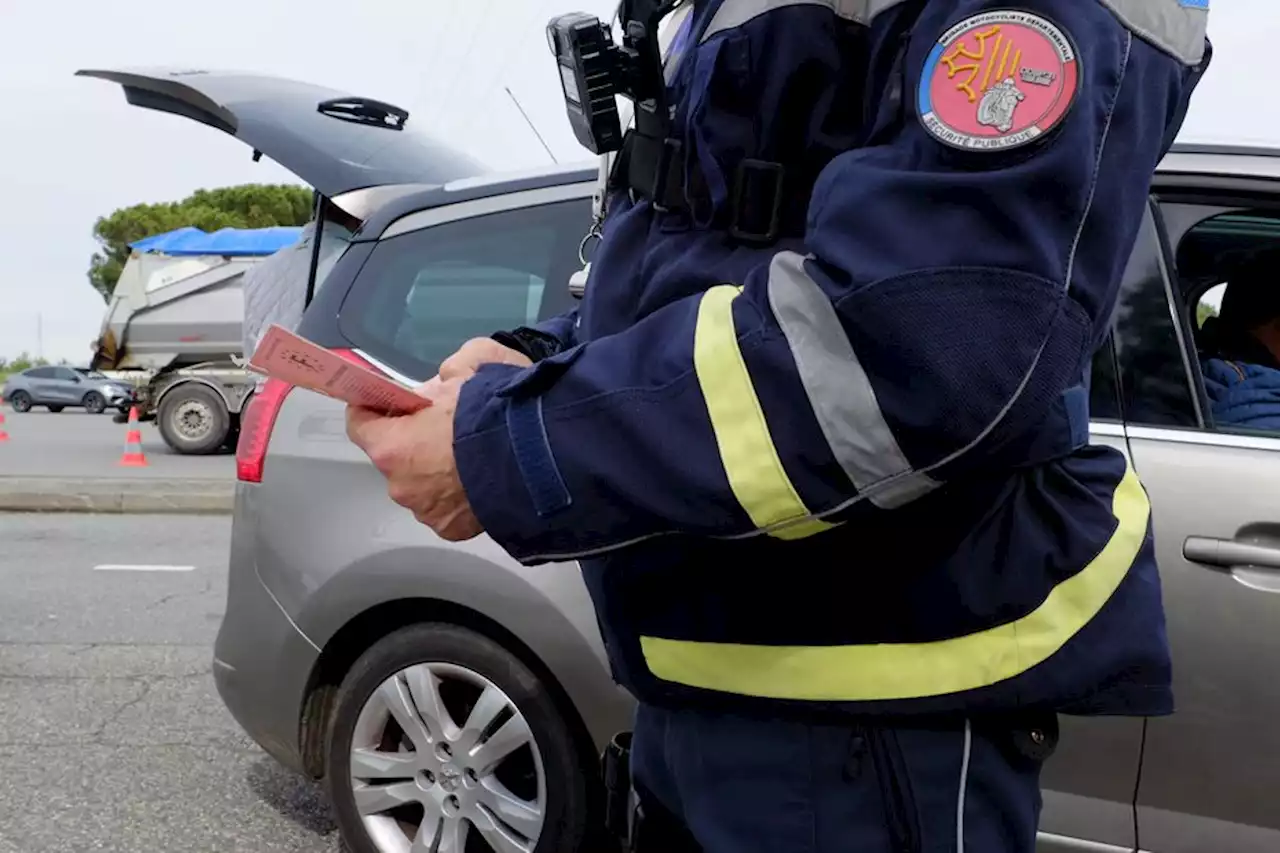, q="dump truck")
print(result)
[91,226,303,454]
